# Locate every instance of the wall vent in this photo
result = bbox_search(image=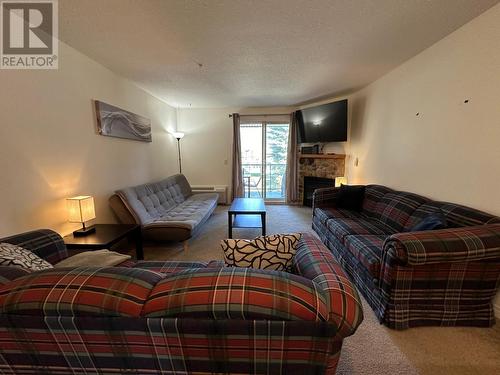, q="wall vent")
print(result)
[191,185,228,205]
